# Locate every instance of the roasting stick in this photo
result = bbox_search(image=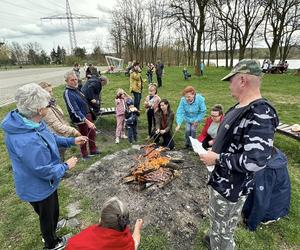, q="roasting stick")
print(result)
[165,129,178,149]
